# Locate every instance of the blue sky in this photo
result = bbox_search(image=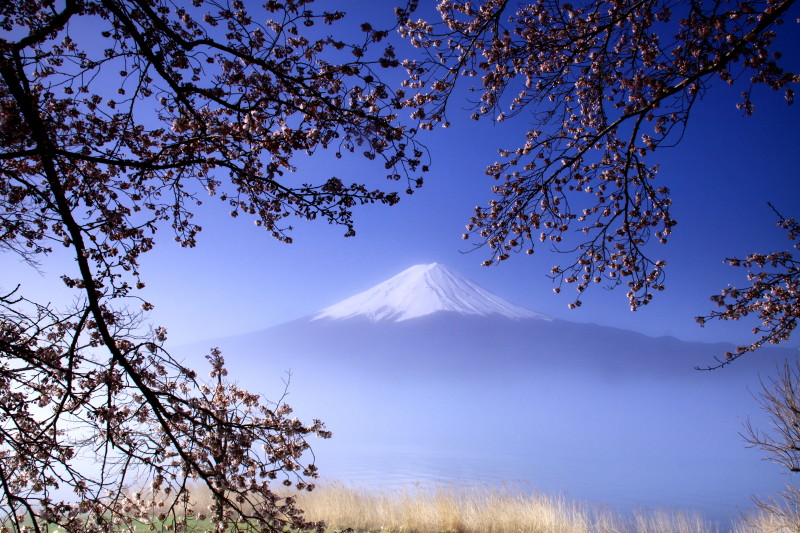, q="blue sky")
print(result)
[136,63,800,349]
[2,1,799,353]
